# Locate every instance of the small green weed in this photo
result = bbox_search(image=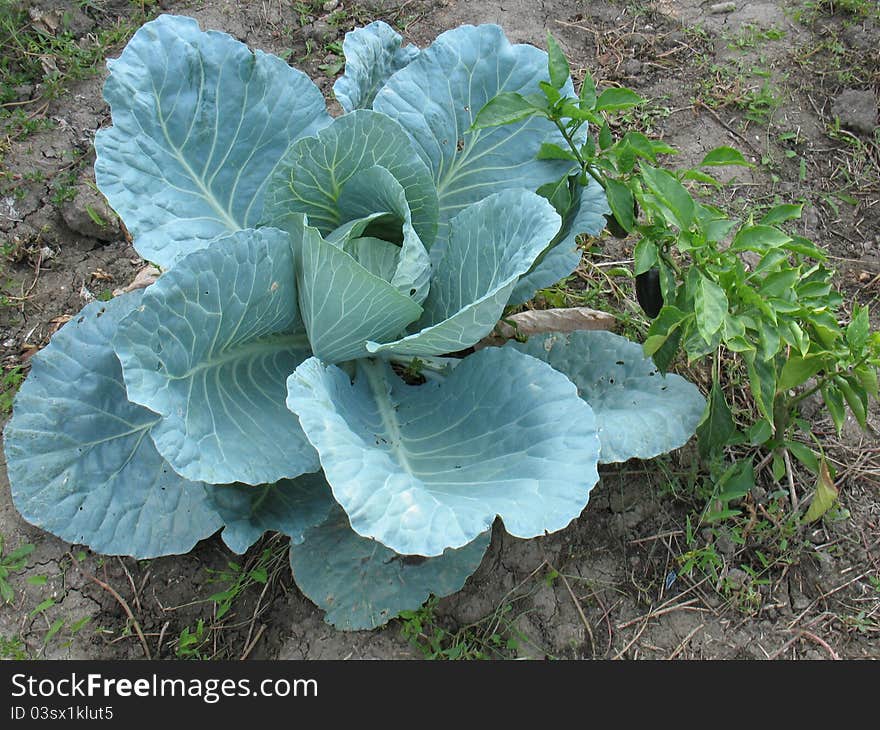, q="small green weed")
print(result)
[399,597,523,659]
[176,619,208,659]
[0,366,25,415]
[0,533,35,604]
[0,635,29,659]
